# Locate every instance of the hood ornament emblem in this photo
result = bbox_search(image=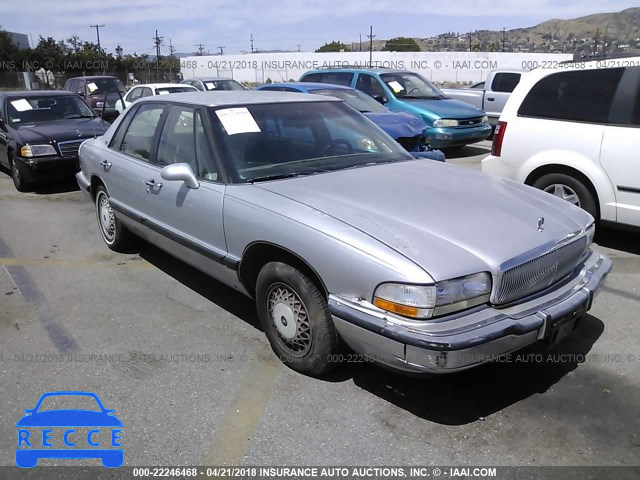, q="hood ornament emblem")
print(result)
[537,217,545,232]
